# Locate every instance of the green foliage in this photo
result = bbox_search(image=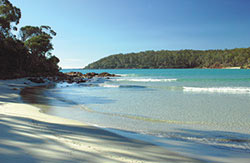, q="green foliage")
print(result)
[0,0,60,79]
[85,48,250,69]
[20,25,56,42]
[0,0,21,38]
[25,34,53,56]
[20,25,56,57]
